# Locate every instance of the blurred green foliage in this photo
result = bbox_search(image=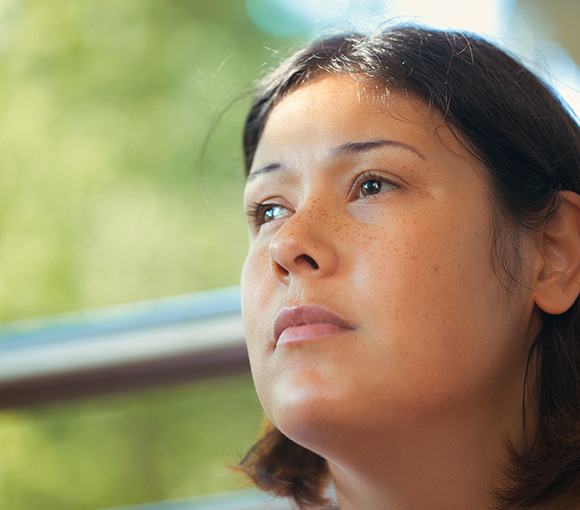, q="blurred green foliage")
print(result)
[0,1,303,508]
[0,0,297,322]
[0,374,264,509]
